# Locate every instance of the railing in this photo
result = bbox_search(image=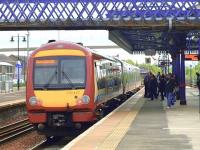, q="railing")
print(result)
[0,0,199,29]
